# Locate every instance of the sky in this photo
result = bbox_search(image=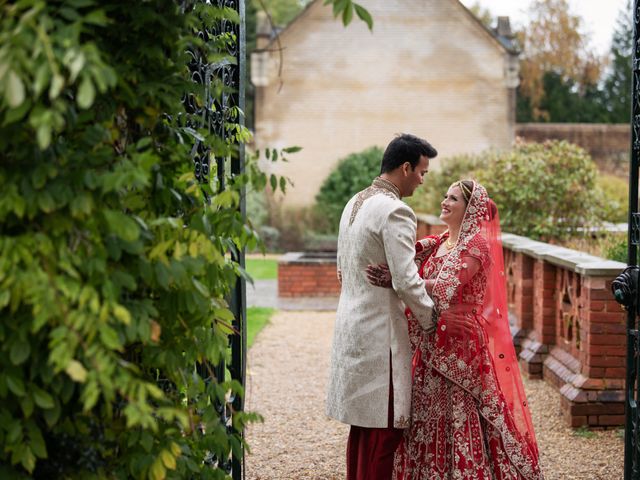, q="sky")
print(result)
[459,0,629,56]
